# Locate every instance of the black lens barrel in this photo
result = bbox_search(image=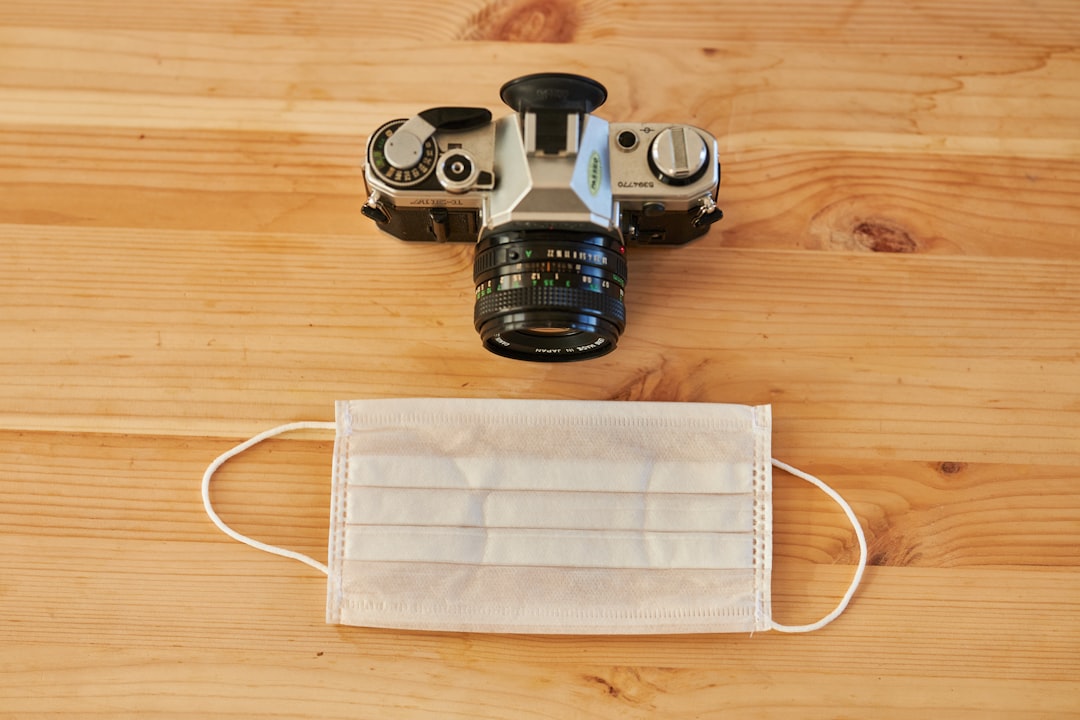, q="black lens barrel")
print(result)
[473,230,627,362]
